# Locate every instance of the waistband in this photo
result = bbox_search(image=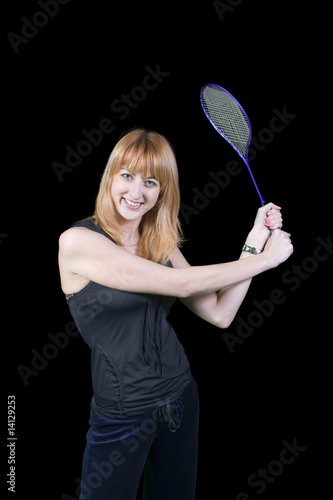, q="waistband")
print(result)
[86,375,197,445]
